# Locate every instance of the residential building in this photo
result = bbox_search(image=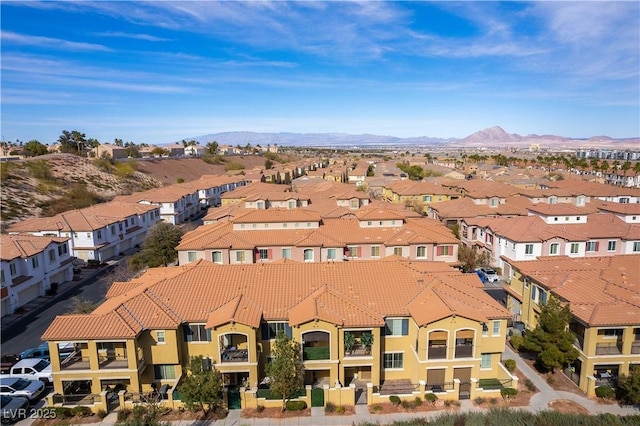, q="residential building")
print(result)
[502,255,640,397]
[115,186,201,225]
[382,181,459,213]
[41,259,512,409]
[1,234,73,316]
[7,202,161,261]
[92,144,127,159]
